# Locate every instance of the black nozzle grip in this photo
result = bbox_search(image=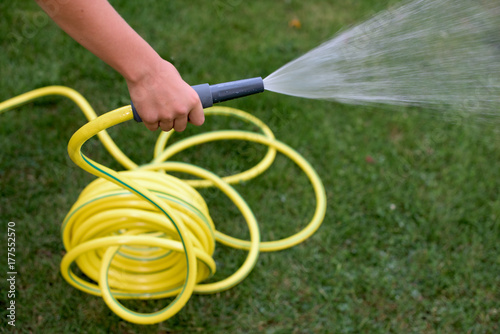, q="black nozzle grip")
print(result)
[131,77,264,123]
[209,77,264,104]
